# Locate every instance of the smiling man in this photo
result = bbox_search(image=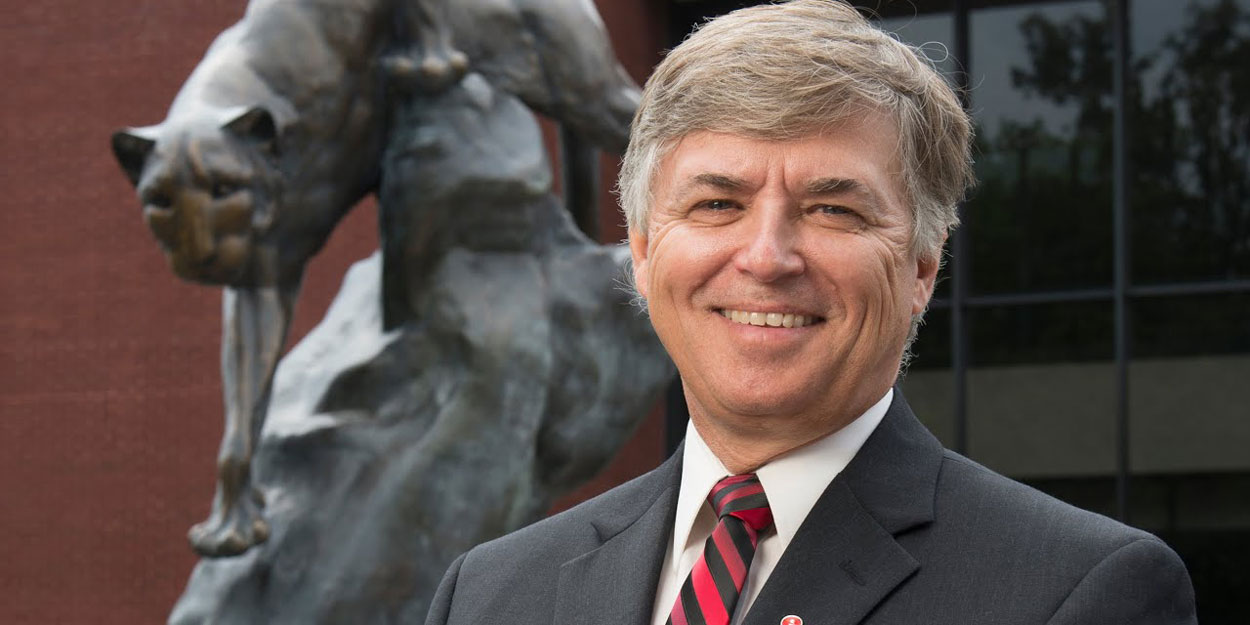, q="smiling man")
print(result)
[424,2,1197,624]
[632,122,924,476]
